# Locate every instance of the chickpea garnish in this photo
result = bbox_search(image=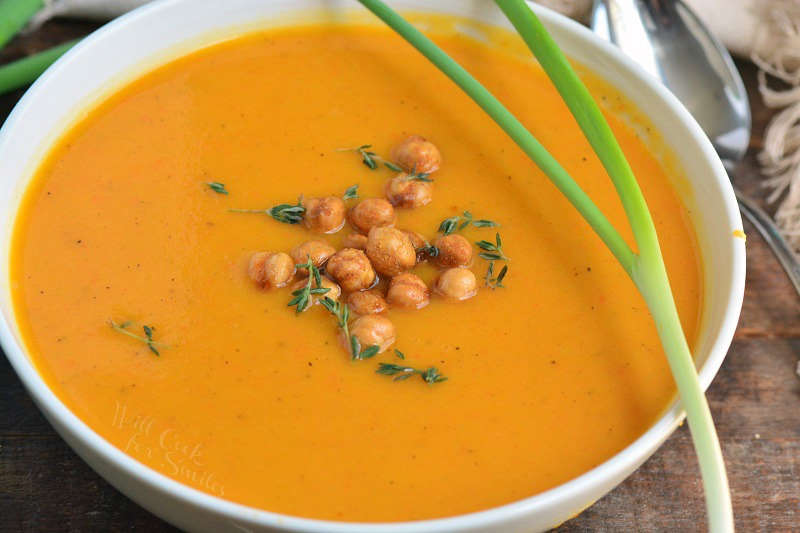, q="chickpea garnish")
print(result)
[348,198,396,235]
[365,226,417,277]
[387,273,430,310]
[248,251,296,288]
[385,174,433,208]
[347,315,396,354]
[342,233,368,250]
[302,196,346,234]
[434,268,478,301]
[390,135,442,174]
[348,290,389,315]
[434,234,473,268]
[290,240,336,270]
[326,248,377,293]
